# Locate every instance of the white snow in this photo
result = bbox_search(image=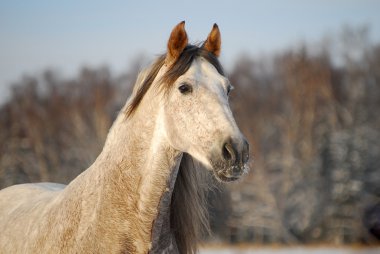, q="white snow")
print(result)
[200,247,380,254]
